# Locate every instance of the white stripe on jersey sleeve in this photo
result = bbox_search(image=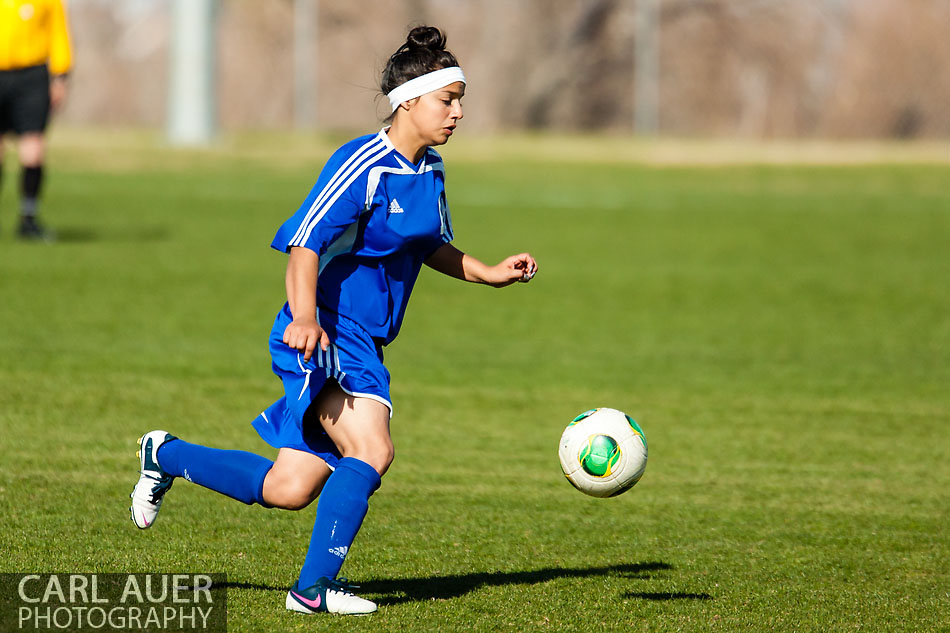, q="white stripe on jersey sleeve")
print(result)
[293,142,393,248]
[438,192,454,242]
[289,136,386,247]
